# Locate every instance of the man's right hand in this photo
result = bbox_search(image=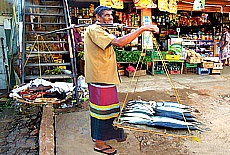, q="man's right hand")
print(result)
[141,25,159,34]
